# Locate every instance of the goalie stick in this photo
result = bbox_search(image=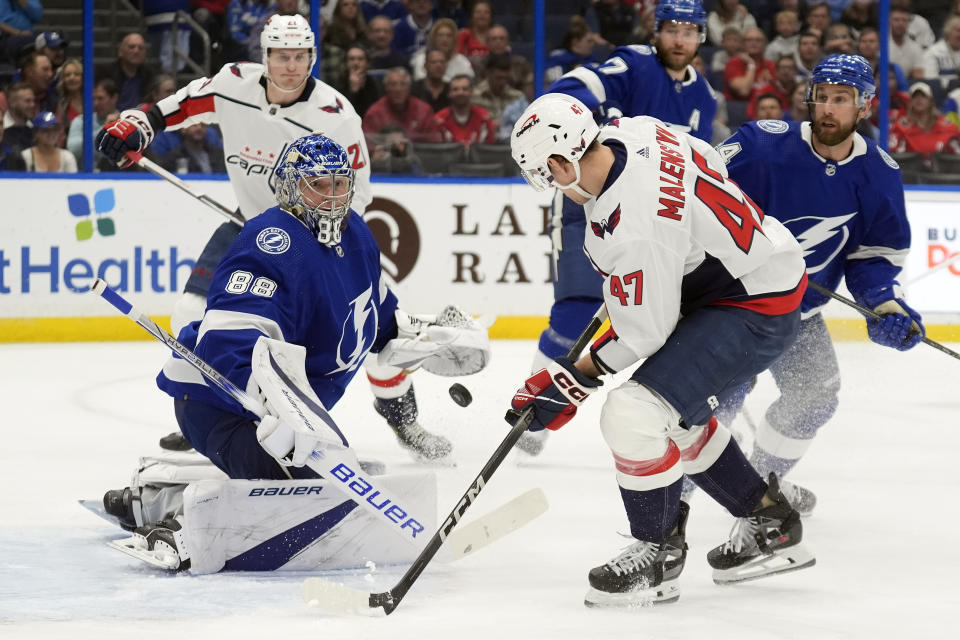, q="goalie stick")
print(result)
[808,281,960,362]
[301,305,609,615]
